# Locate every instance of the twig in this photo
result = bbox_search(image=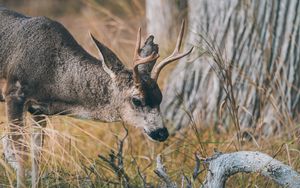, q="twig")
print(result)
[154,155,177,188]
[98,123,130,187]
[182,152,203,188]
[192,152,202,180]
